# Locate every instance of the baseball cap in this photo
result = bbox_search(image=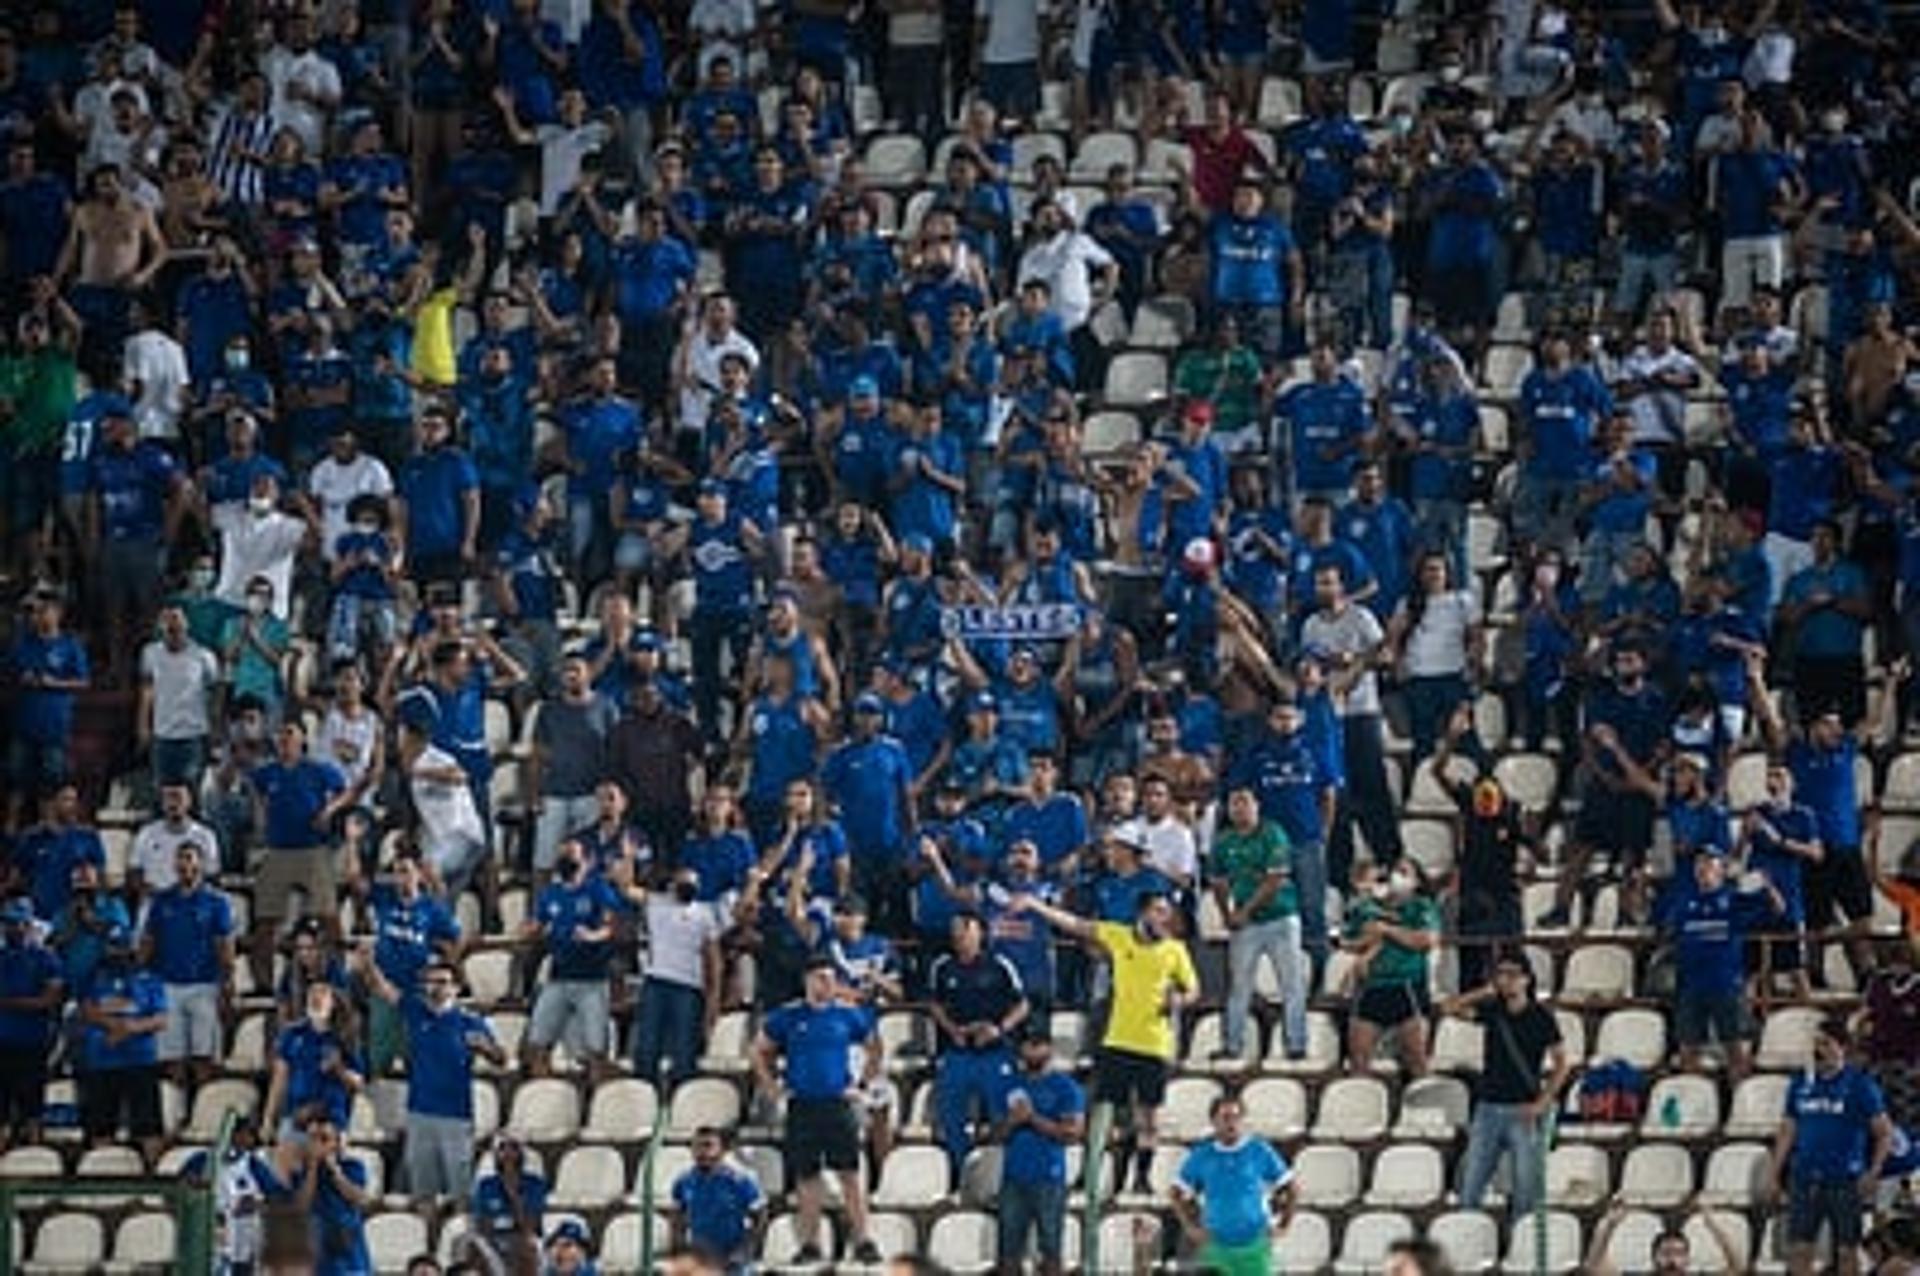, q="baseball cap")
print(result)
[834,893,869,916]
[698,477,728,496]
[1183,399,1215,426]
[853,692,886,715]
[632,628,664,654]
[1108,821,1150,852]
[546,1218,591,1248]
[1673,751,1710,773]
[901,532,933,555]
[968,690,999,714]
[848,375,879,401]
